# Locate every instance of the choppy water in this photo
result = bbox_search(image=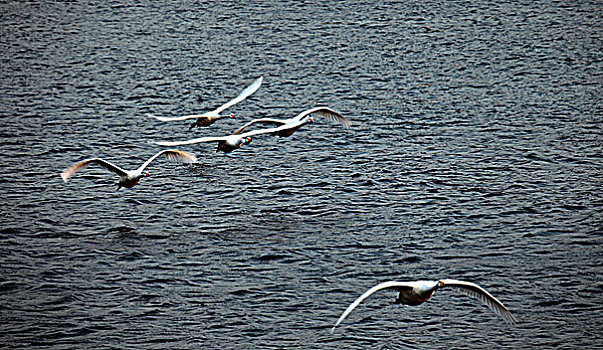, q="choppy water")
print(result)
[1,1,602,349]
